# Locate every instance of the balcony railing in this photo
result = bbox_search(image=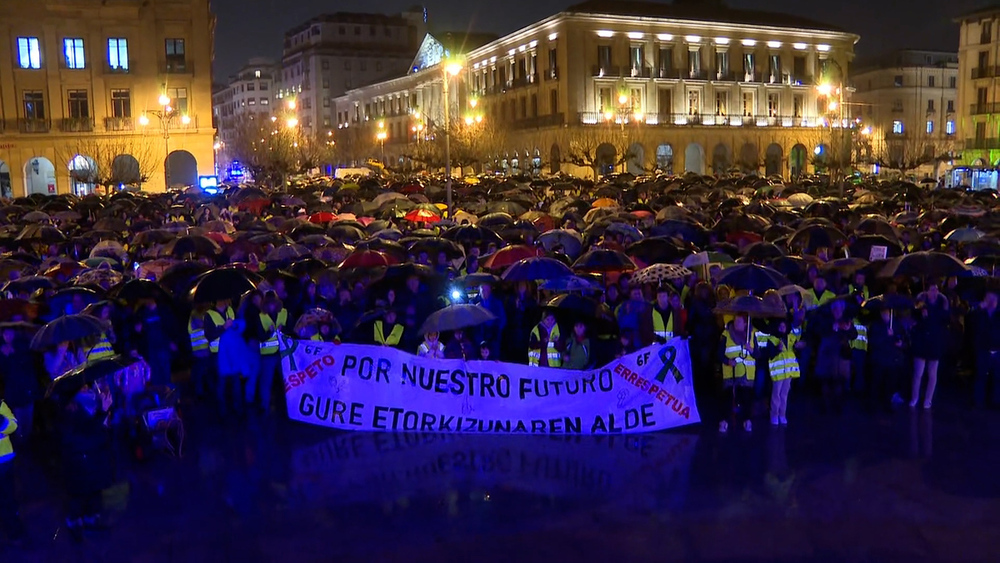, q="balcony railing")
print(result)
[104,63,130,75]
[510,113,565,130]
[971,66,1000,79]
[19,118,51,133]
[627,66,653,78]
[104,116,134,131]
[965,137,1000,149]
[161,60,192,74]
[577,112,814,127]
[592,65,622,77]
[970,102,1000,115]
[60,117,94,132]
